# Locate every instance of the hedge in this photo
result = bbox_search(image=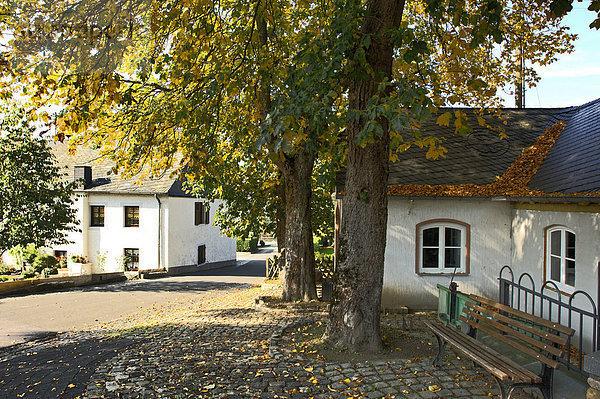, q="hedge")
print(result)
[236,237,259,253]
